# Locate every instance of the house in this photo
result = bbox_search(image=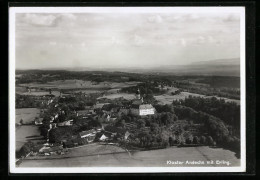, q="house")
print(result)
[57,120,73,127]
[84,106,95,114]
[77,109,92,117]
[34,118,43,125]
[104,126,130,140]
[50,116,55,123]
[79,129,97,142]
[106,114,117,122]
[99,134,108,141]
[94,103,109,110]
[54,113,59,119]
[39,145,63,154]
[96,127,103,132]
